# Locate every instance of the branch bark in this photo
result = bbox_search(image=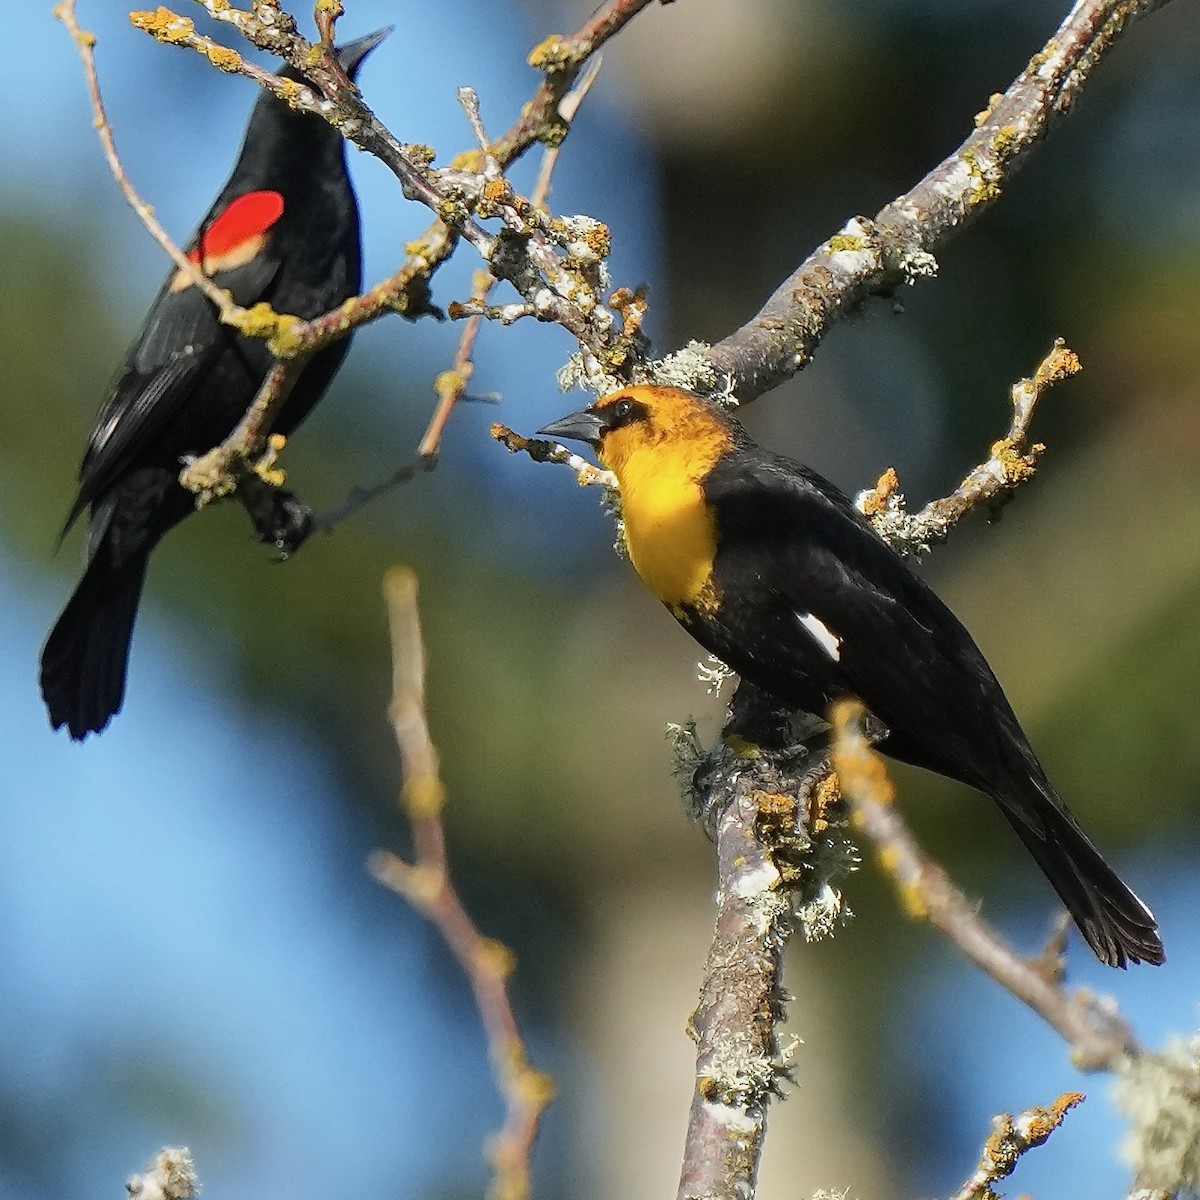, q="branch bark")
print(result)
[830,699,1139,1073]
[705,0,1174,402]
